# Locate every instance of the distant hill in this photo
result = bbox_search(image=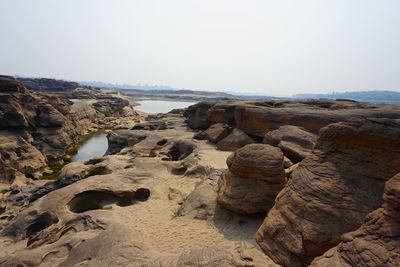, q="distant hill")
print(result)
[293,91,400,105]
[79,81,178,91]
